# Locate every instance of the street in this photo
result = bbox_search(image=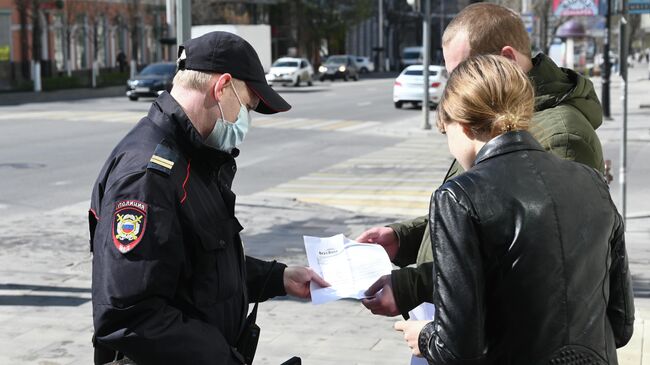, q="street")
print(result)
[1,70,649,364]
